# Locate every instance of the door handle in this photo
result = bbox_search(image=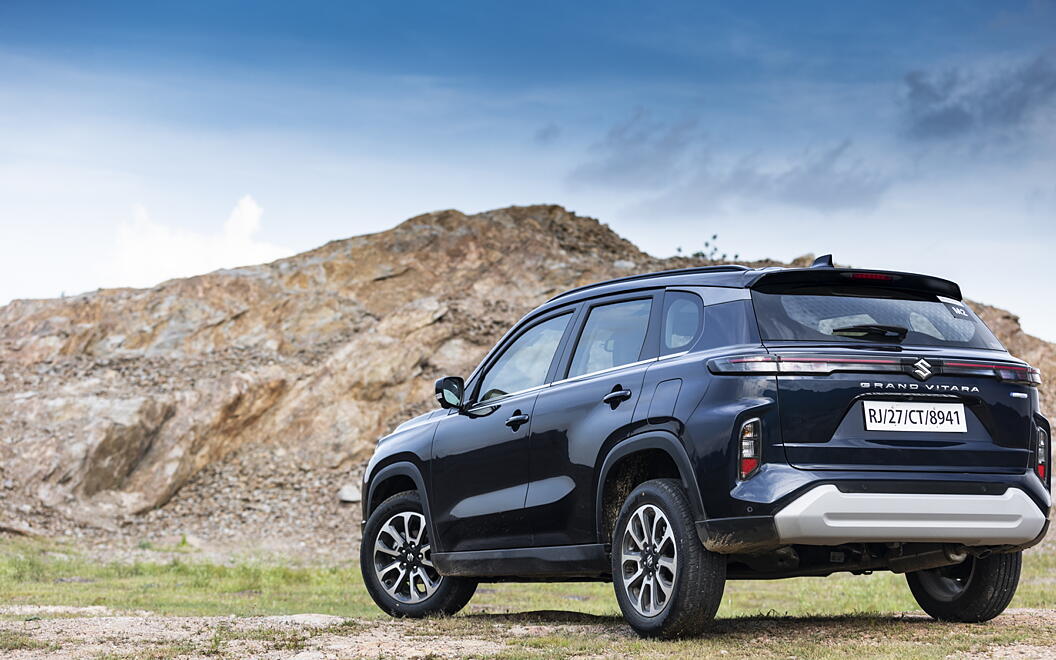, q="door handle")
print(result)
[603,389,633,407]
[505,412,530,429]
